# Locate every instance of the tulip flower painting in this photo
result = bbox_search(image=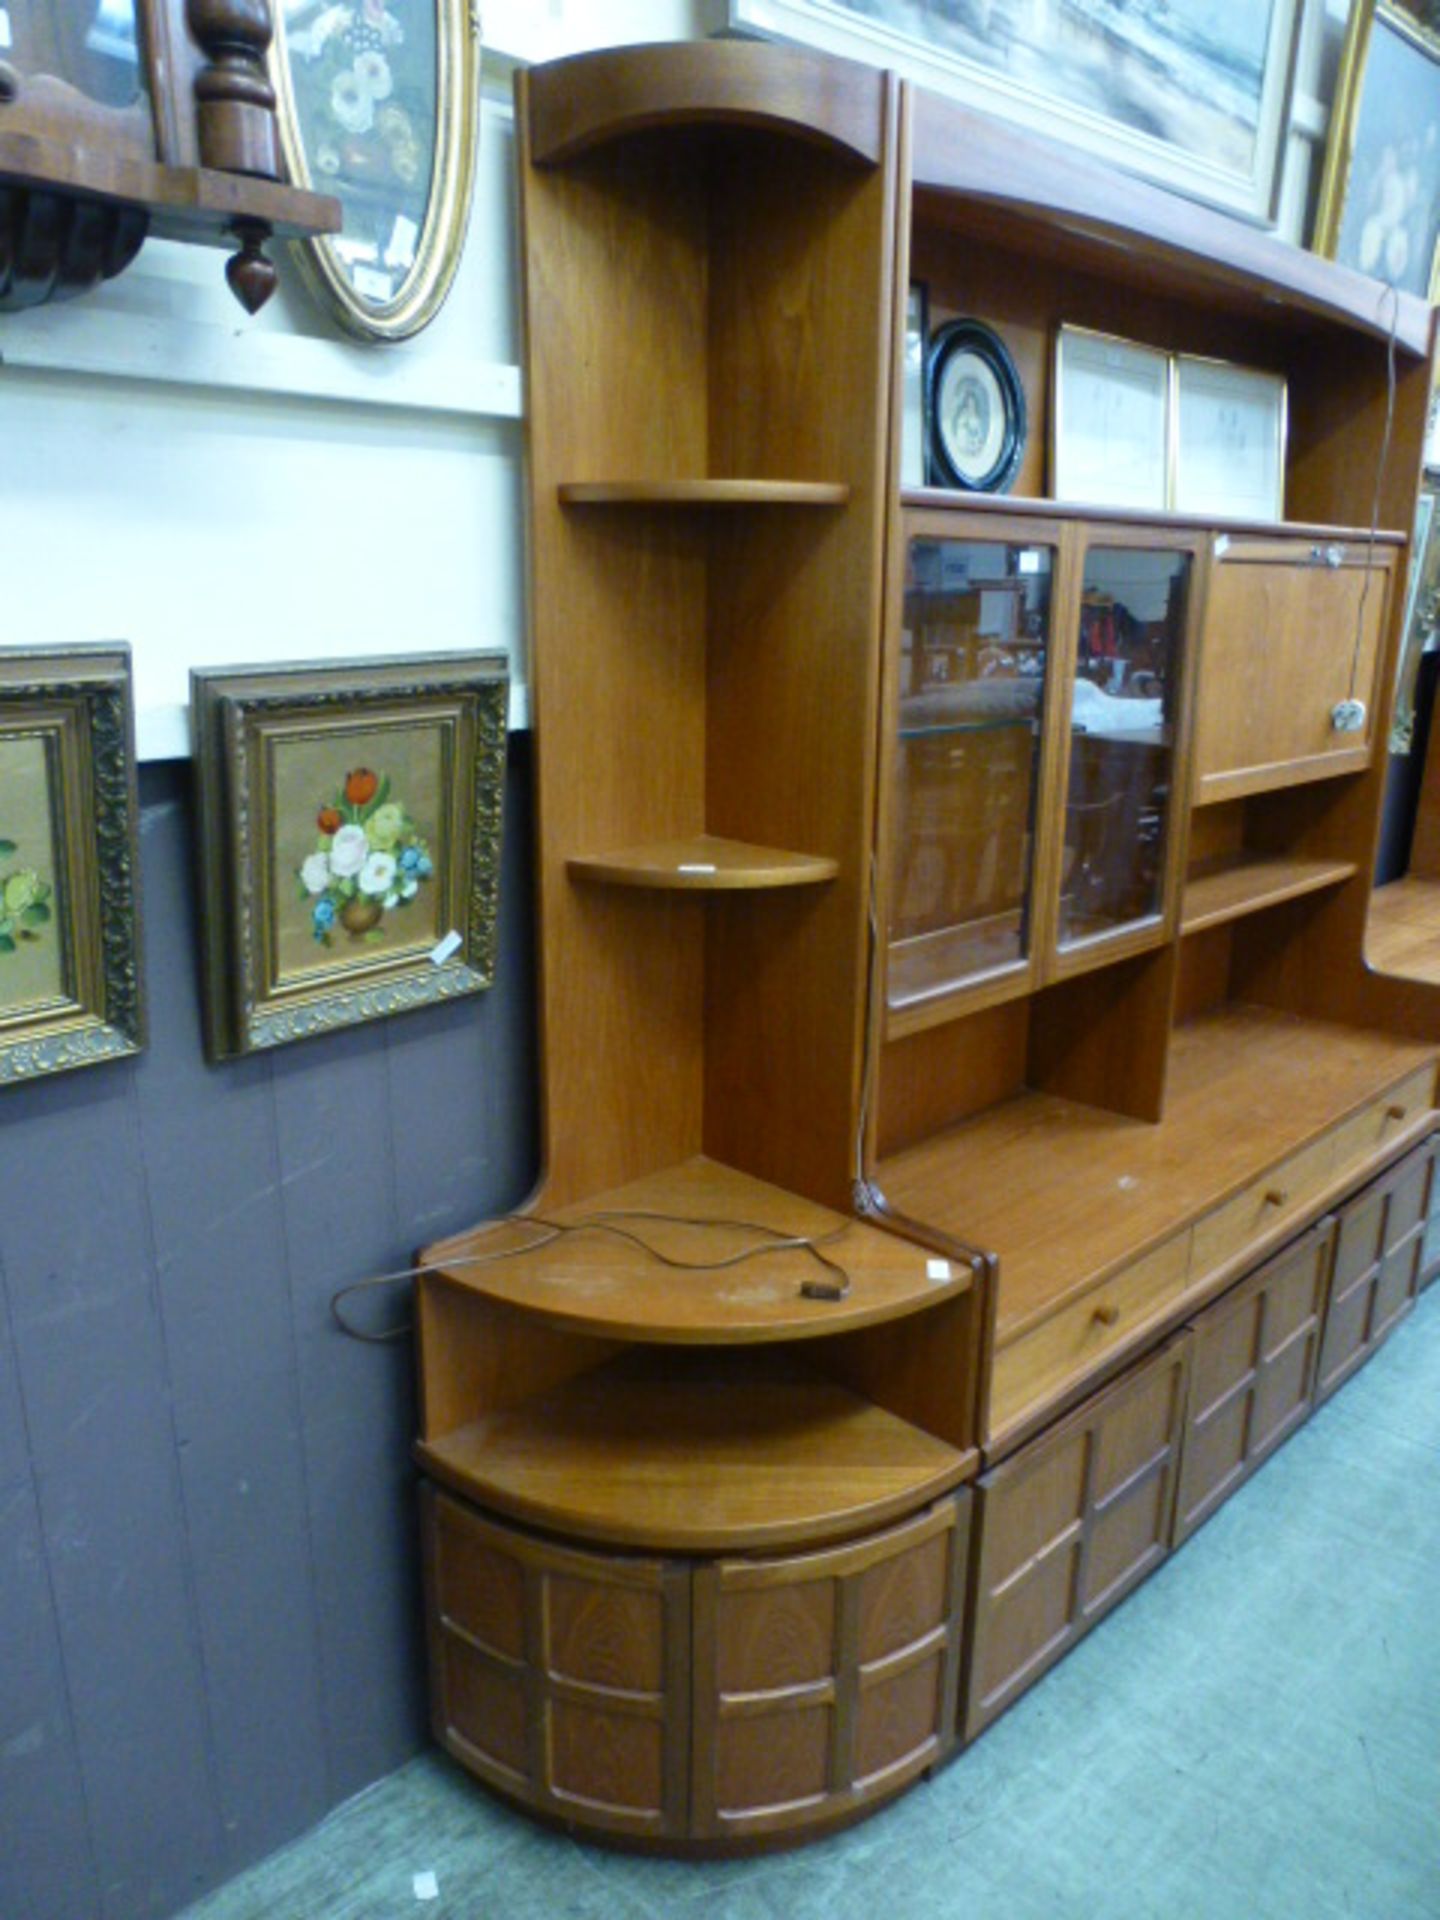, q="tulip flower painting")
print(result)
[296,768,434,945]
